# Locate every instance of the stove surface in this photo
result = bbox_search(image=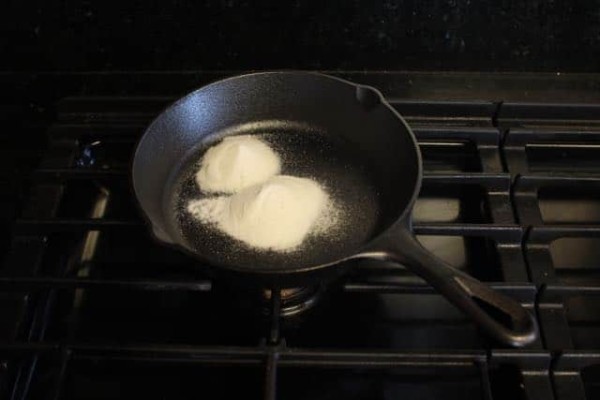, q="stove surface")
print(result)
[1,72,600,399]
